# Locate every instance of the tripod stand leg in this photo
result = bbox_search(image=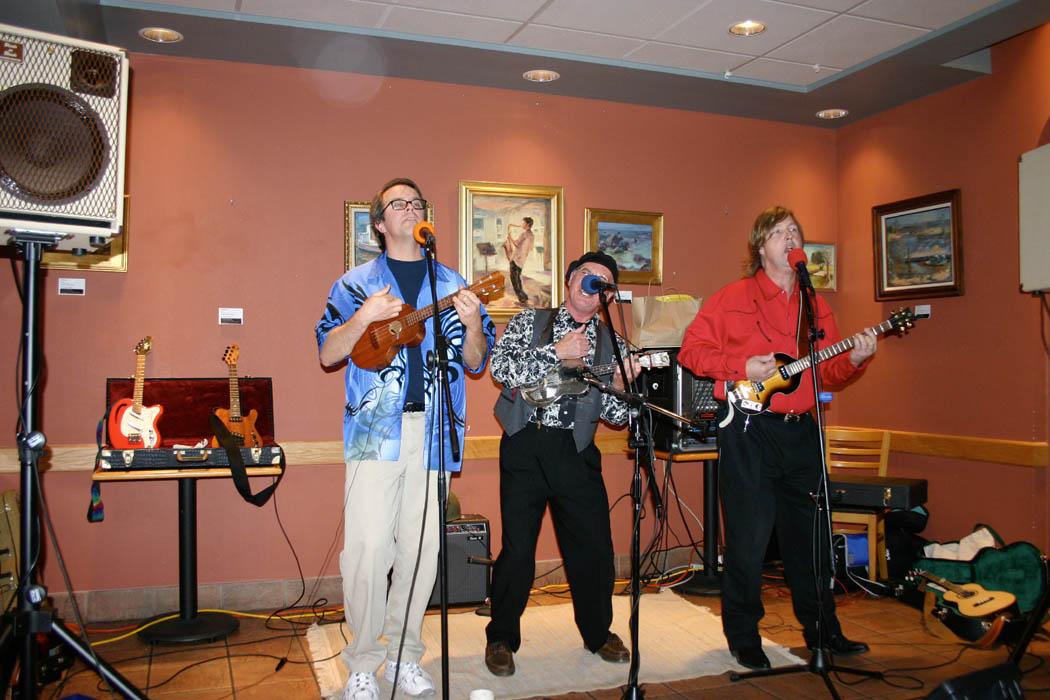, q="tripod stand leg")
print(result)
[51,618,149,700]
